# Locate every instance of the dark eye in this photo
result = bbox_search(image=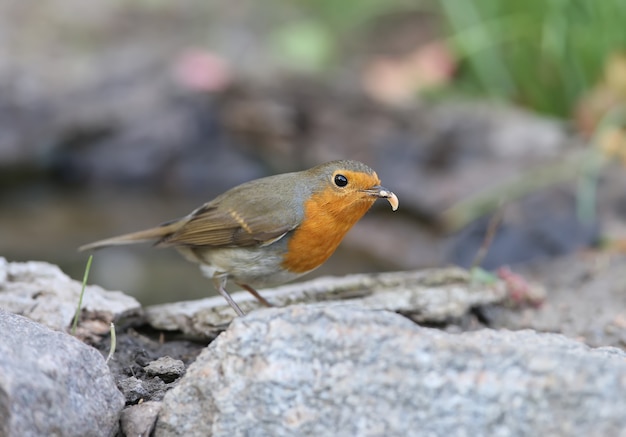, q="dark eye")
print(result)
[334,174,348,187]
